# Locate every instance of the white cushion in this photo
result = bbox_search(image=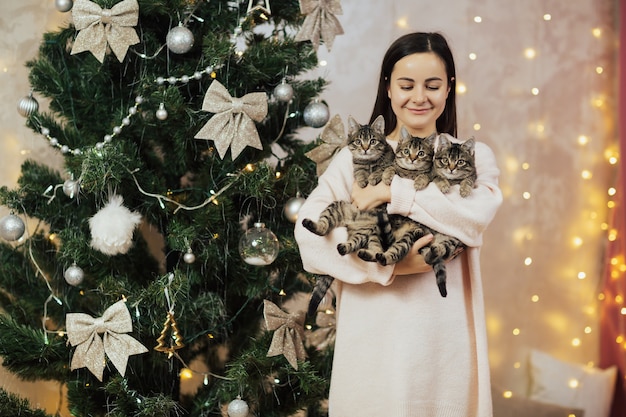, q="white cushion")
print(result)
[528,349,617,417]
